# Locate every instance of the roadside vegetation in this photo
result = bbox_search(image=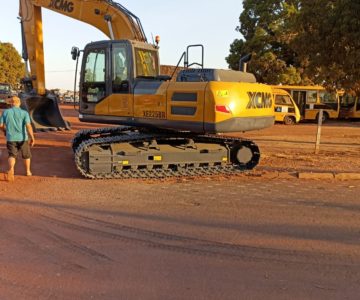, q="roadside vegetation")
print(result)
[227,0,360,92]
[0,42,24,88]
